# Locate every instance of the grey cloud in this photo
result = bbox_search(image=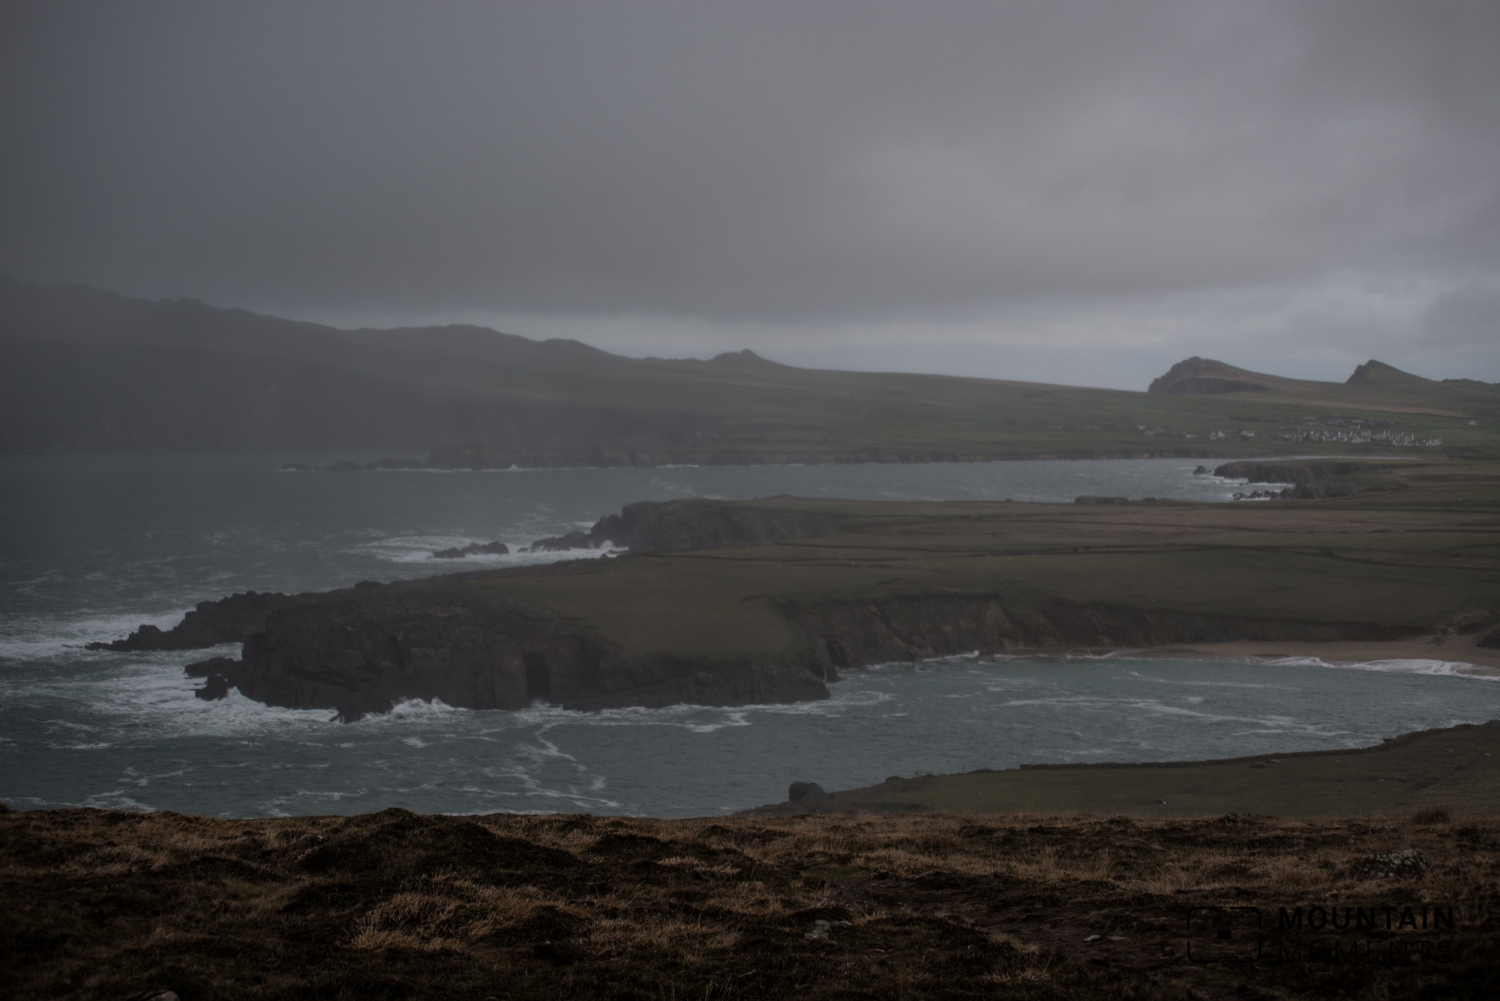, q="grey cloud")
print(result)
[1,0,1498,359]
[1423,279,1500,346]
